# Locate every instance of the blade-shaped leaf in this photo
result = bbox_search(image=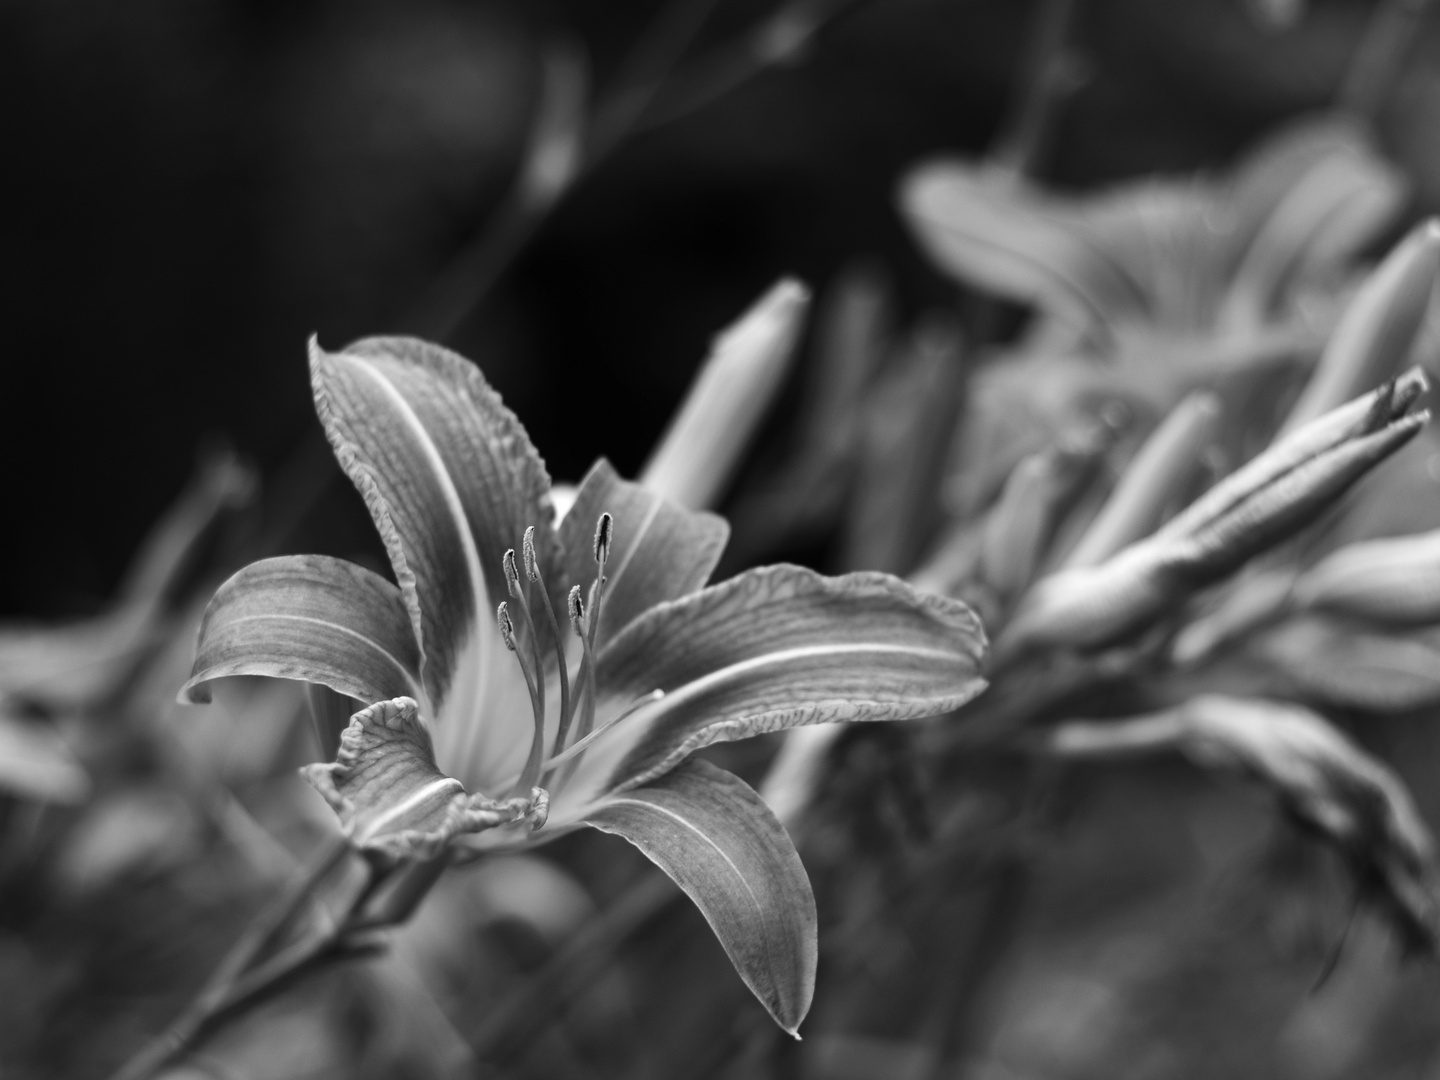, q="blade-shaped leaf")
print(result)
[310,336,557,714]
[569,565,987,798]
[180,555,422,707]
[582,758,816,1034]
[557,459,729,649]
